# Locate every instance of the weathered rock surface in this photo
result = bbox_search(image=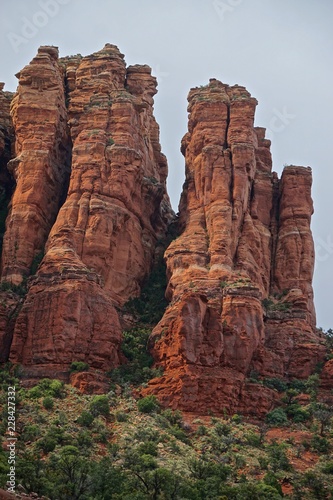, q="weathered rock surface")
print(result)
[1,46,71,284]
[0,83,15,253]
[320,359,333,390]
[0,49,327,412]
[143,79,325,415]
[1,45,172,379]
[0,84,17,360]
